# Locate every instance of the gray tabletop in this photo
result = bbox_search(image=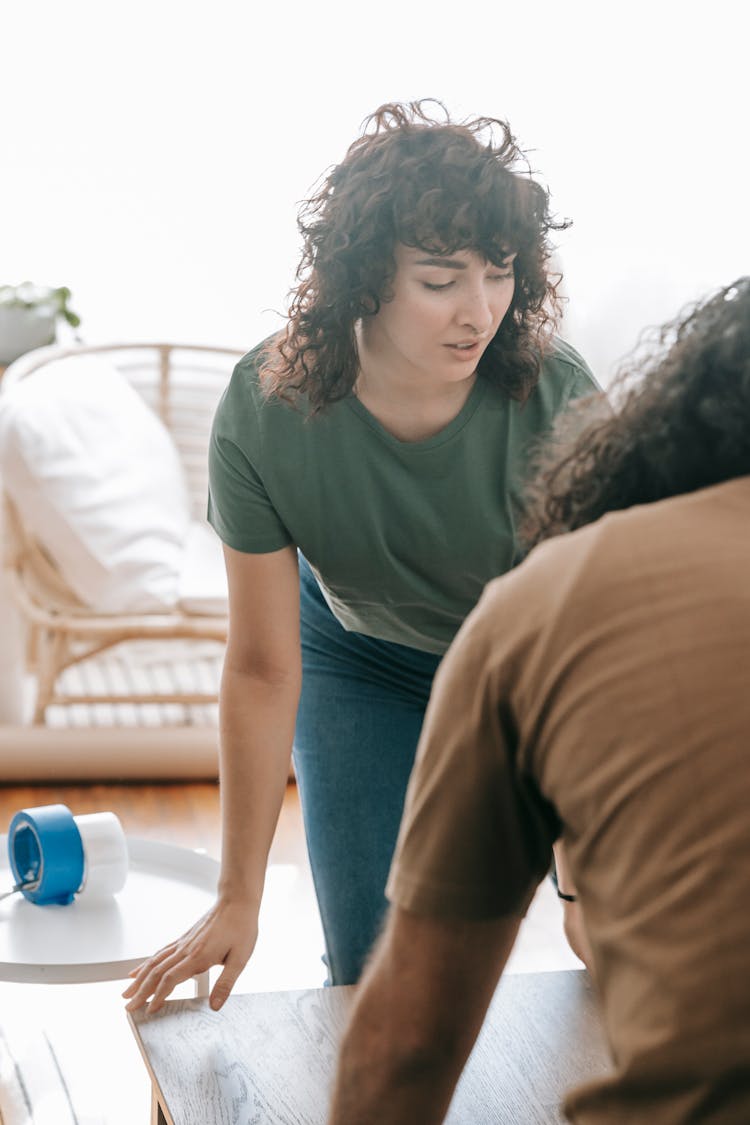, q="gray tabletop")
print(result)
[130,969,612,1124]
